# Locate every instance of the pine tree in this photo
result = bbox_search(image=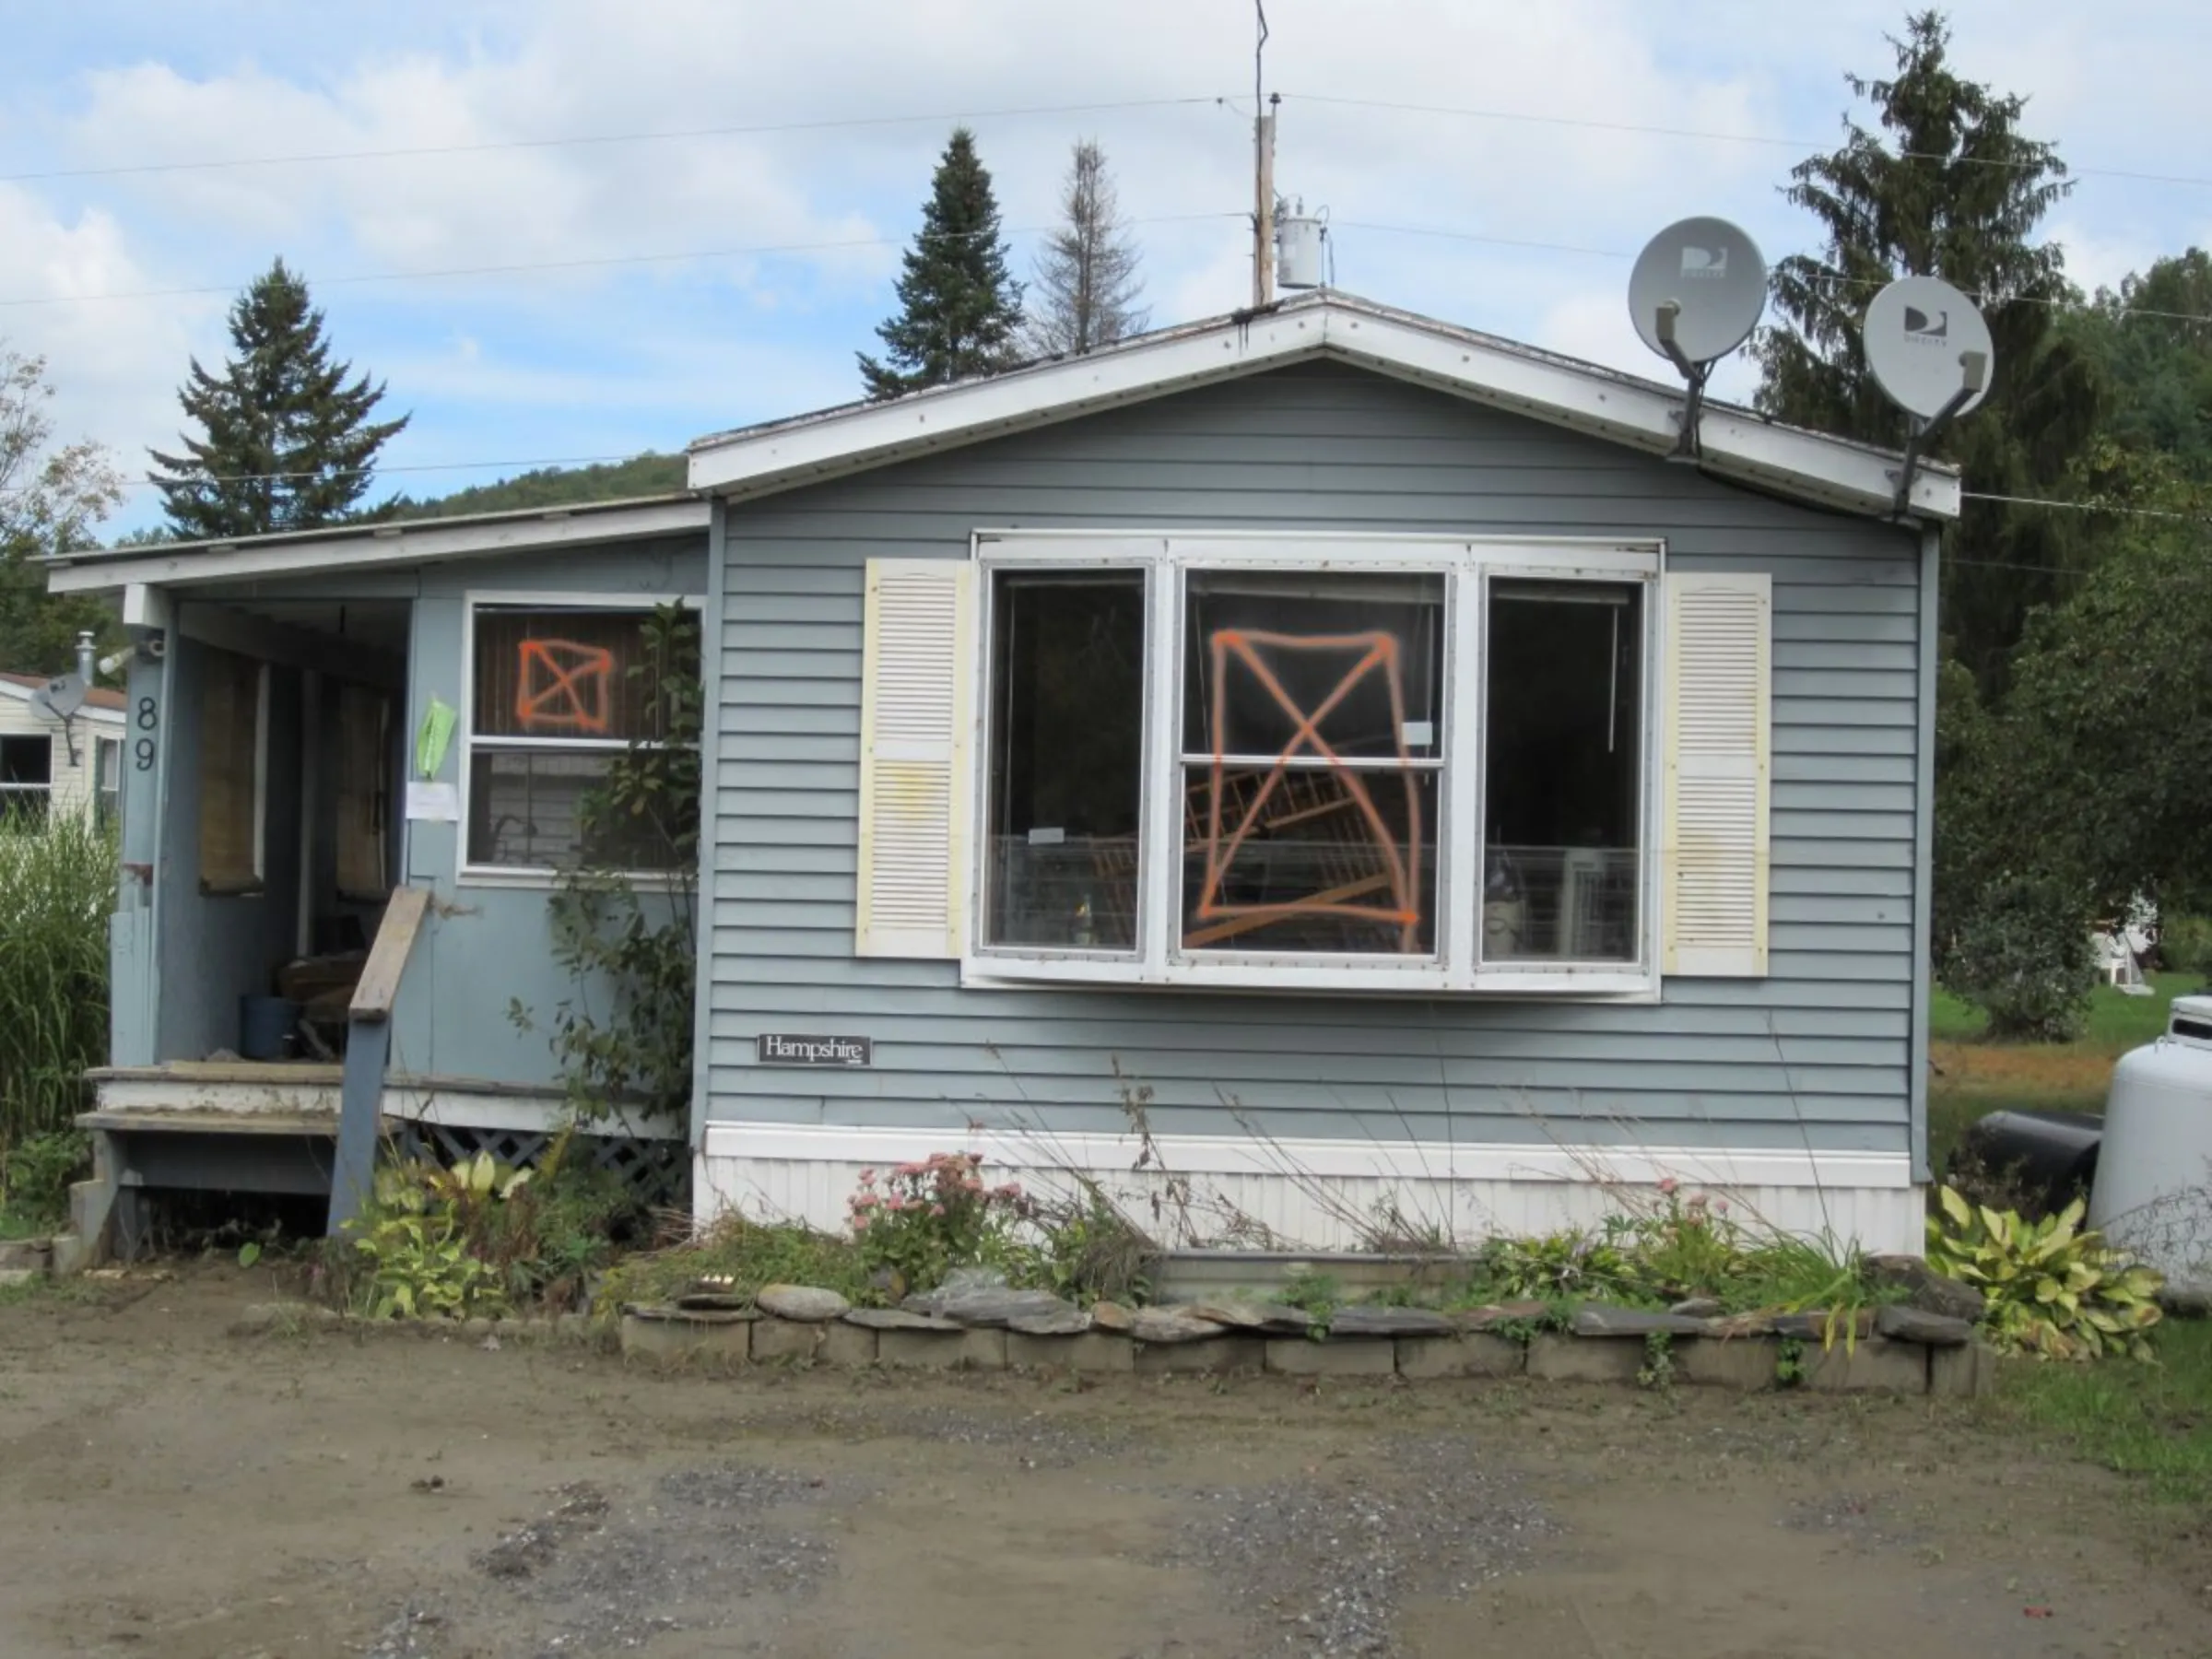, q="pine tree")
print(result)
[1026,139,1148,358]
[1752,10,2100,694]
[858,129,1025,398]
[150,259,410,539]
